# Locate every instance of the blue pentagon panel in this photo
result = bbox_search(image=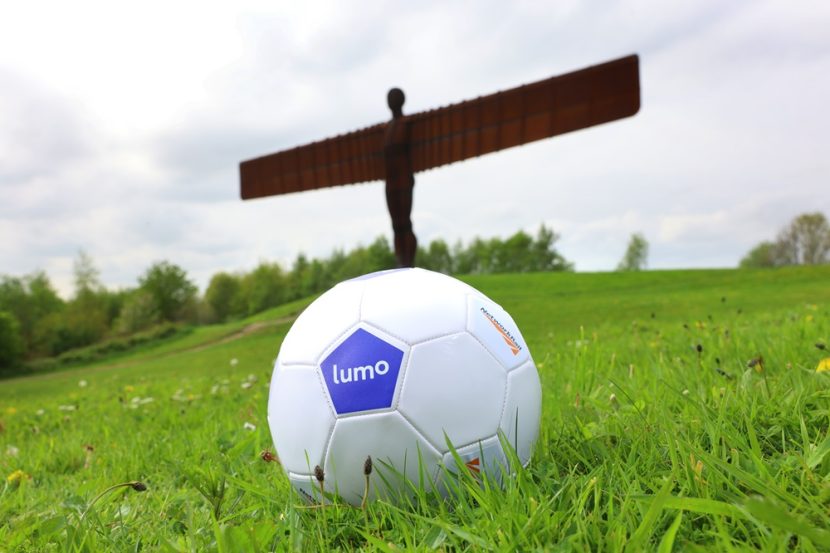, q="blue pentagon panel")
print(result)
[321,328,404,415]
